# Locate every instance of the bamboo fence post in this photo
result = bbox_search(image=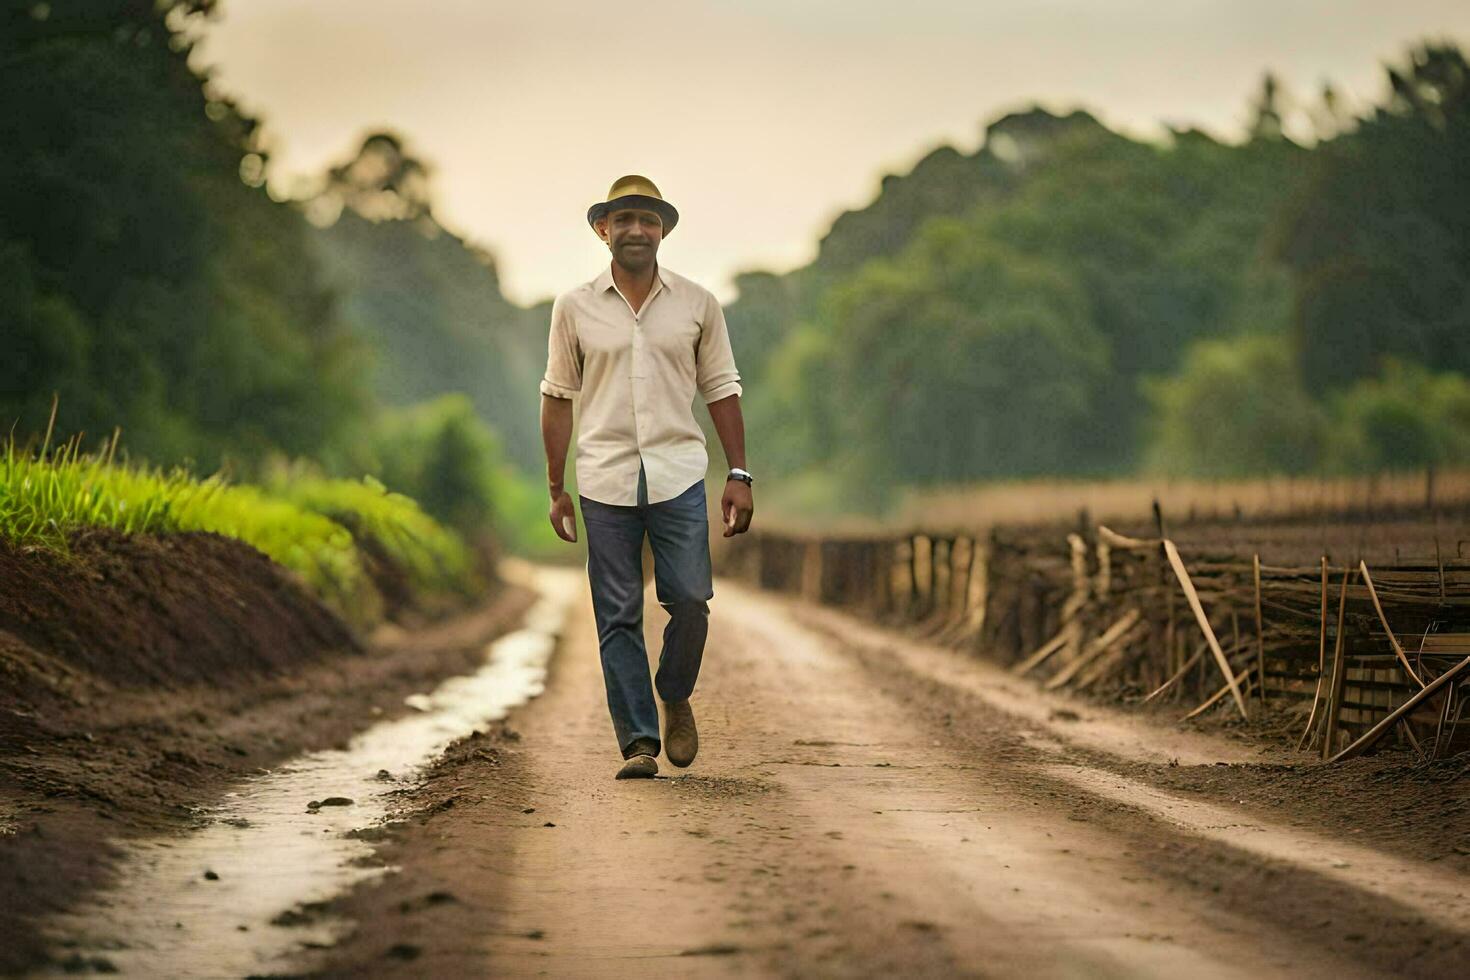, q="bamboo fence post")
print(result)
[1165,589,1177,677]
[1434,537,1447,603]
[1253,554,1266,704]
[1012,625,1075,677]
[1298,557,1329,750]
[1045,609,1141,690]
[1320,566,1354,760]
[908,535,921,619]
[1163,540,1250,720]
[1358,560,1424,687]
